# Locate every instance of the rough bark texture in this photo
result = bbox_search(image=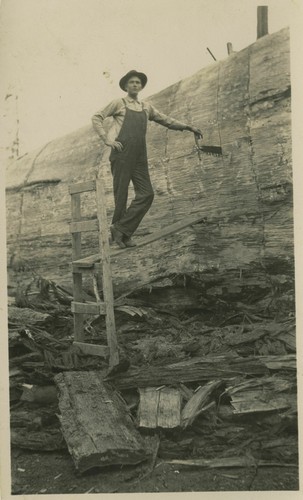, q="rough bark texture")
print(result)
[54,371,147,472]
[6,28,292,297]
